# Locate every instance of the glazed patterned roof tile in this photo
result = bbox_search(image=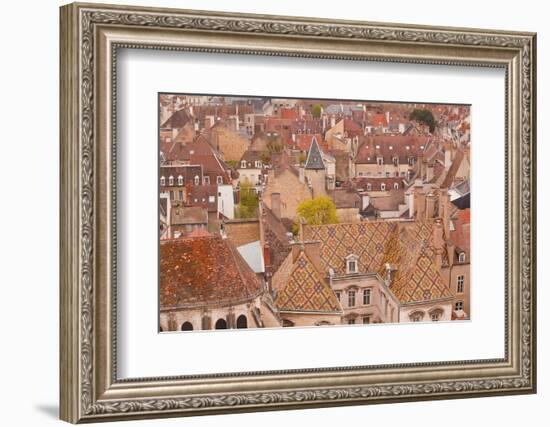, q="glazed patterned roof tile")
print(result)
[304,220,452,304]
[274,251,341,313]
